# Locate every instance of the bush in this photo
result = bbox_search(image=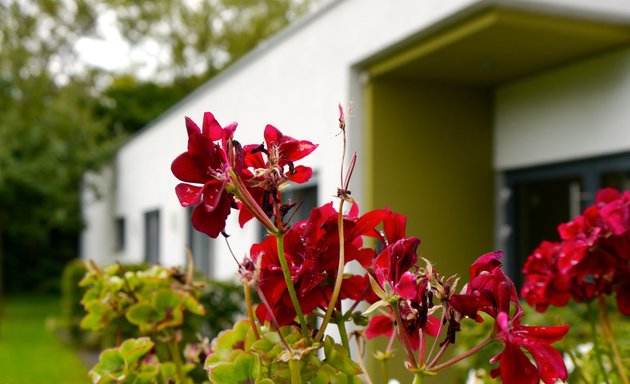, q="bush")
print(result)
[59,259,88,343]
